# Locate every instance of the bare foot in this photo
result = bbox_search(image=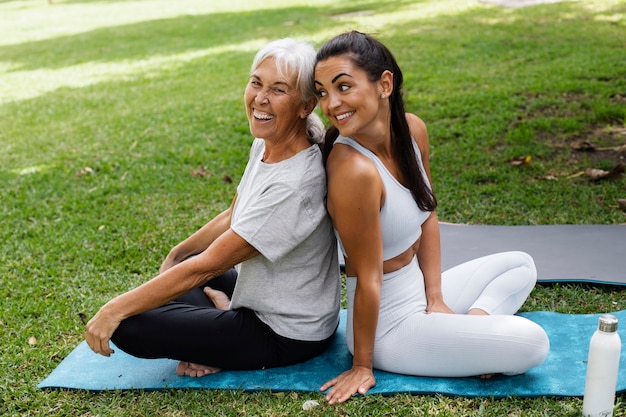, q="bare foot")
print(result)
[204,287,231,310]
[176,361,221,377]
